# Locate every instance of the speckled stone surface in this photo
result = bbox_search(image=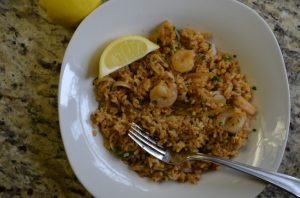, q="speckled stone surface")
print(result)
[0,0,299,197]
